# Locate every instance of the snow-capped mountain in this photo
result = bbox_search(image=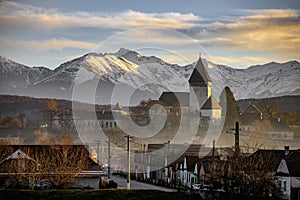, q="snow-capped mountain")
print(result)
[0,55,52,94]
[208,61,300,100]
[0,49,299,105]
